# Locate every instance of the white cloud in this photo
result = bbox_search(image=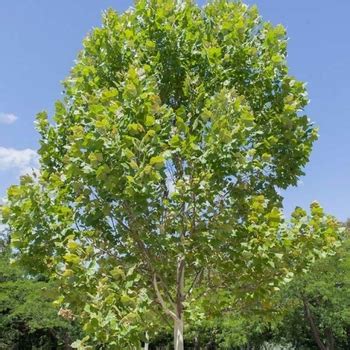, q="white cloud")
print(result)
[0,113,18,125]
[0,147,38,175]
